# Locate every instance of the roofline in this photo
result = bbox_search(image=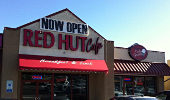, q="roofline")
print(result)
[15,8,106,40]
[114,46,165,53]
